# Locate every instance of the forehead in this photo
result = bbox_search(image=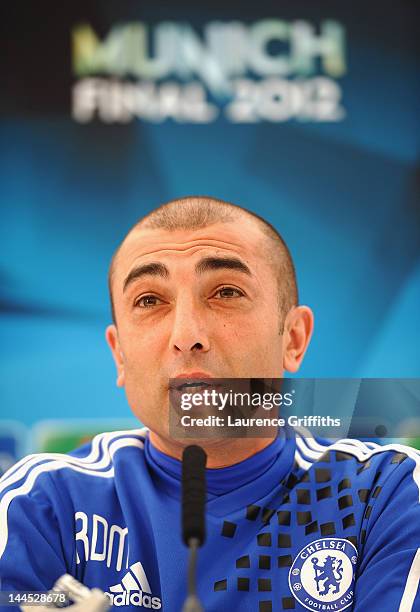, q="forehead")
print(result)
[112,219,271,283]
